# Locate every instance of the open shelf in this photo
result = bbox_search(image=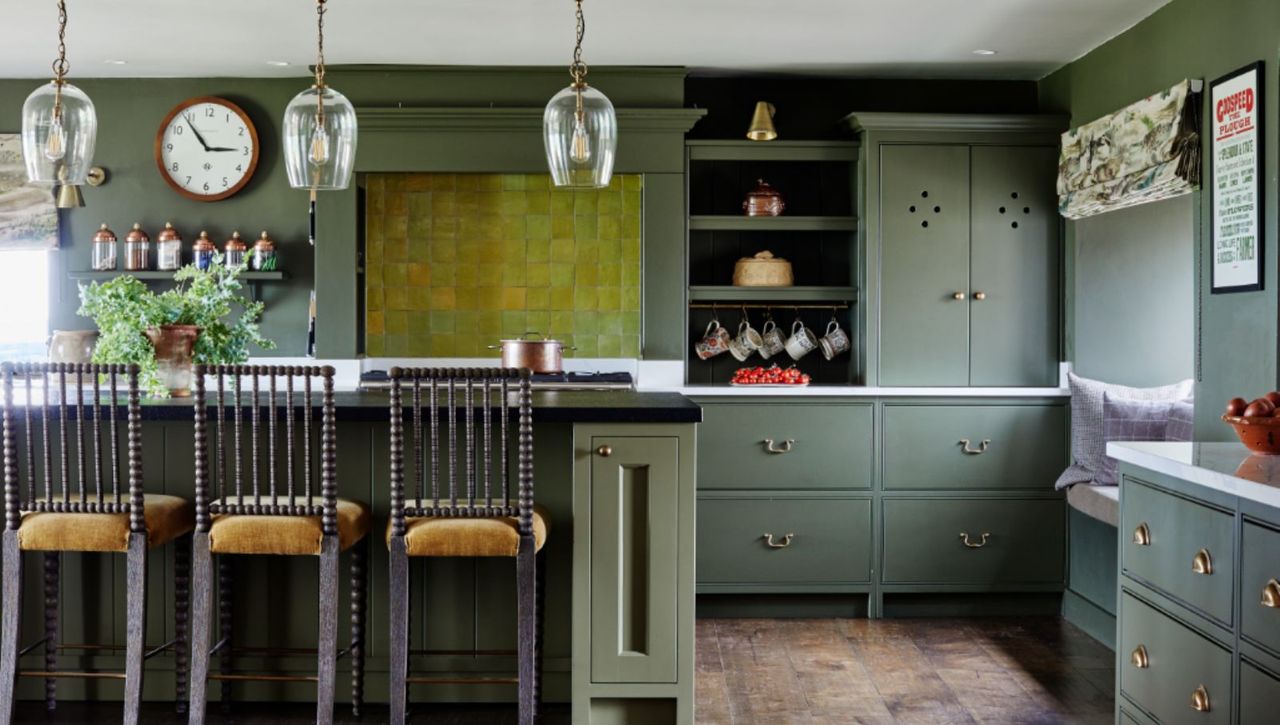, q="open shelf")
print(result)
[68,270,287,282]
[689,215,858,232]
[689,286,858,303]
[687,140,860,162]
